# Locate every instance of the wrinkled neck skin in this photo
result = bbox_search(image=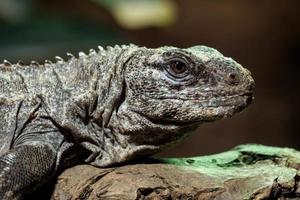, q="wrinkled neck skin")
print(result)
[106,105,199,165]
[71,46,197,167]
